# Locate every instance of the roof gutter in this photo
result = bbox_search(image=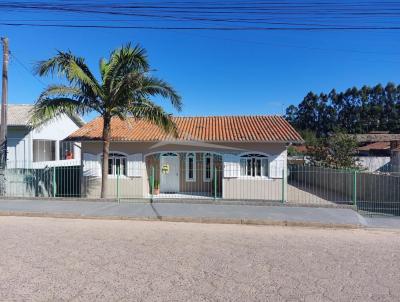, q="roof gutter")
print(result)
[64,138,305,144]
